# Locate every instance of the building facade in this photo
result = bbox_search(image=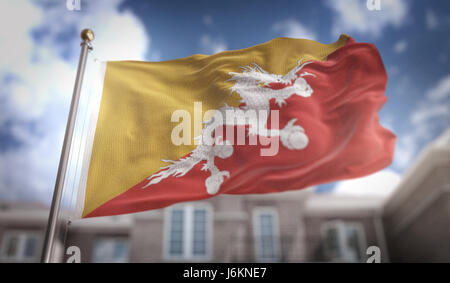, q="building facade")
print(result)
[0,128,449,263]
